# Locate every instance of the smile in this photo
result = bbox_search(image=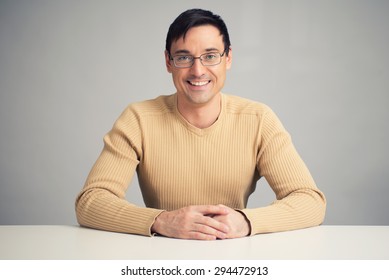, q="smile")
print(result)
[187,80,211,86]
